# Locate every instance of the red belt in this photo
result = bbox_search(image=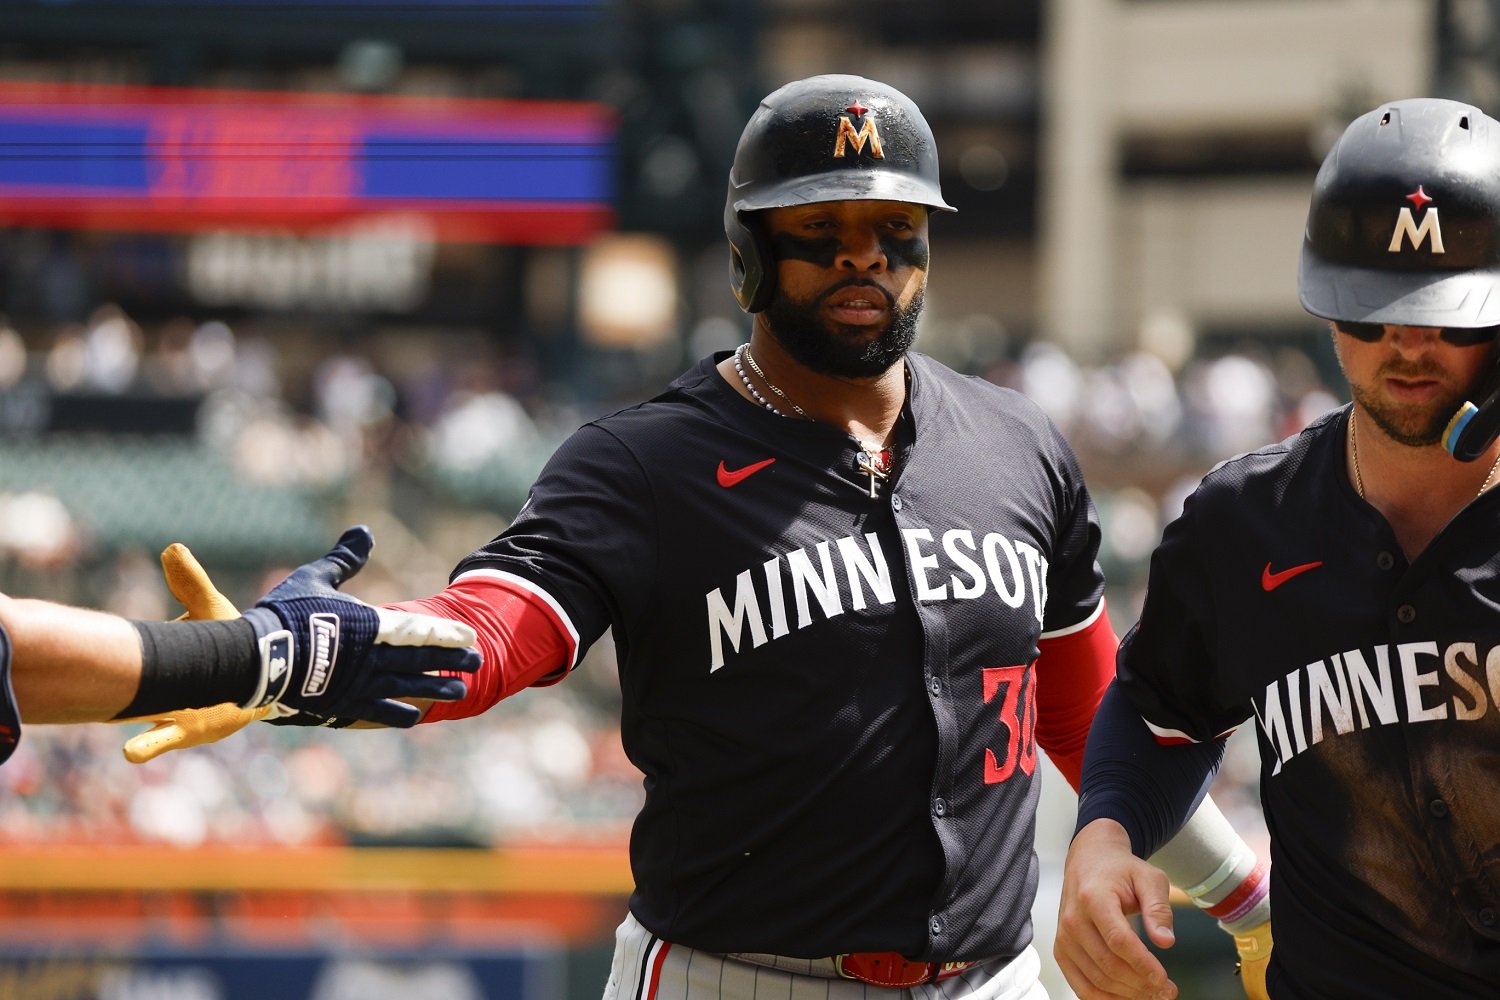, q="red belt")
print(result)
[835,953,973,988]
